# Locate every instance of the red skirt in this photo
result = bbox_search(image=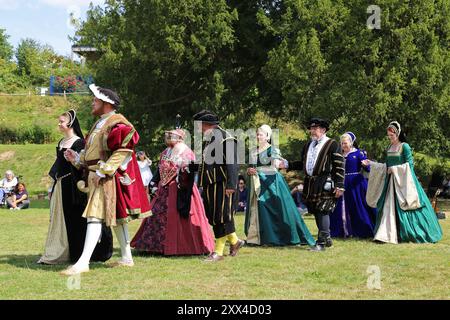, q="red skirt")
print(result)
[131,181,214,255]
